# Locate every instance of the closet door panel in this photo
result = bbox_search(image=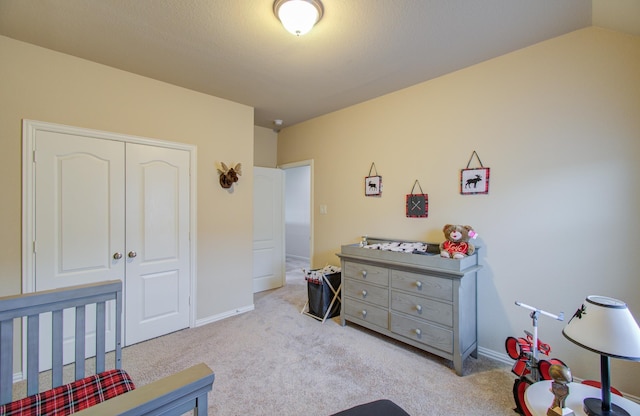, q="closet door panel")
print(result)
[34,131,124,370]
[124,143,190,345]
